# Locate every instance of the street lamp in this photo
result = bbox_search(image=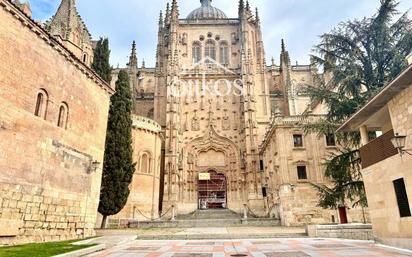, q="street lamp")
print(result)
[391,133,412,156]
